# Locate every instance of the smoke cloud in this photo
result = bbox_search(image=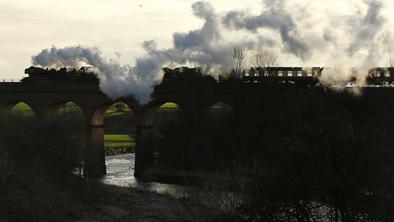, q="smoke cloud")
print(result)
[32,0,394,103]
[223,0,309,59]
[32,46,155,104]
